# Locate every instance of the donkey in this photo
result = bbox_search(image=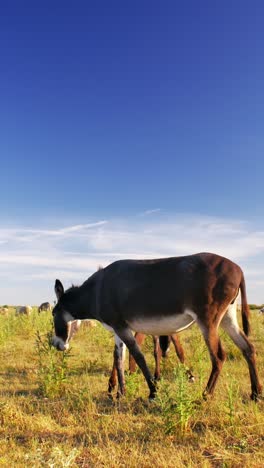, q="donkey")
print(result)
[51,252,262,401]
[108,333,194,396]
[38,302,51,313]
[16,305,32,316]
